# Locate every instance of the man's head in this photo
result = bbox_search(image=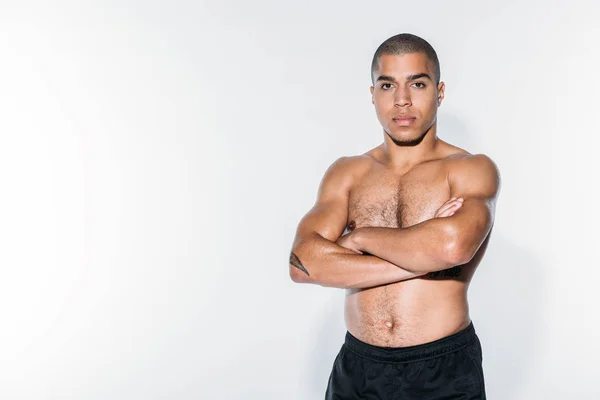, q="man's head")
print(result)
[370,33,445,146]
